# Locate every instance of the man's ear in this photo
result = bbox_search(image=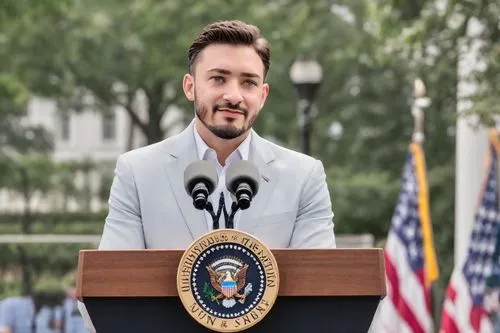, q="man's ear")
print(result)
[259,83,269,111]
[183,73,195,101]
